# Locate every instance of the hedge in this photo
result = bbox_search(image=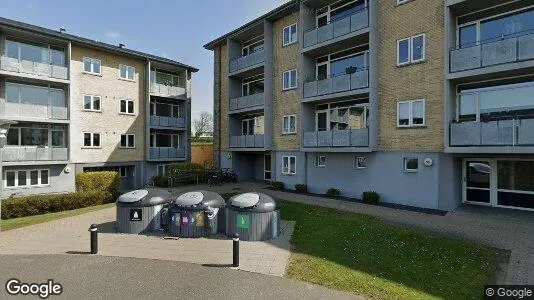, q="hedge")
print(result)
[1,190,115,220]
[75,171,120,197]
